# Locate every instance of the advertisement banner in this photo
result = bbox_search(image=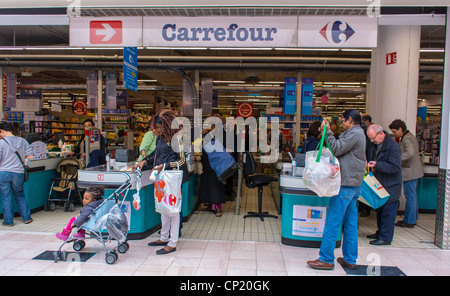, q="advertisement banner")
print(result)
[86,72,97,109]
[123,47,138,92]
[6,73,16,108]
[105,73,117,109]
[292,205,327,237]
[301,78,314,115]
[283,77,296,114]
